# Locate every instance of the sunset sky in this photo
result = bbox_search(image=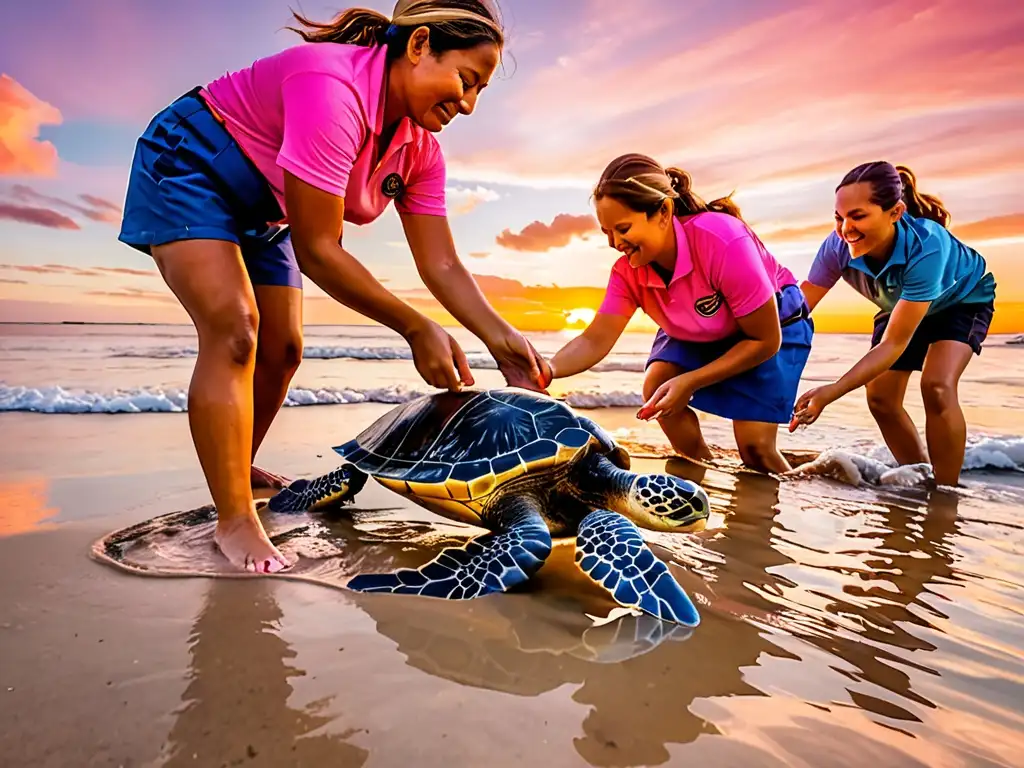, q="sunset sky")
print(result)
[1,0,1022,332]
